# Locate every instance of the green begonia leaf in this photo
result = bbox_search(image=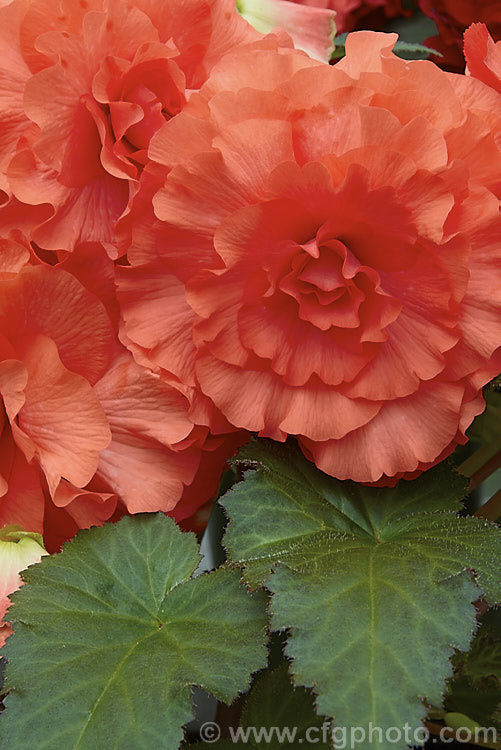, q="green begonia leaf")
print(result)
[0,515,268,750]
[460,641,501,687]
[241,663,332,748]
[221,440,501,749]
[191,742,240,749]
[445,609,501,730]
[445,678,501,733]
[190,663,332,748]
